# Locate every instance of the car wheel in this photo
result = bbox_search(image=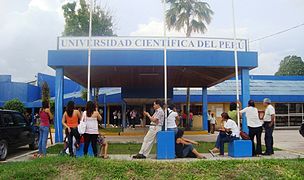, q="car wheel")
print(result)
[29,133,39,150]
[0,140,8,161]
